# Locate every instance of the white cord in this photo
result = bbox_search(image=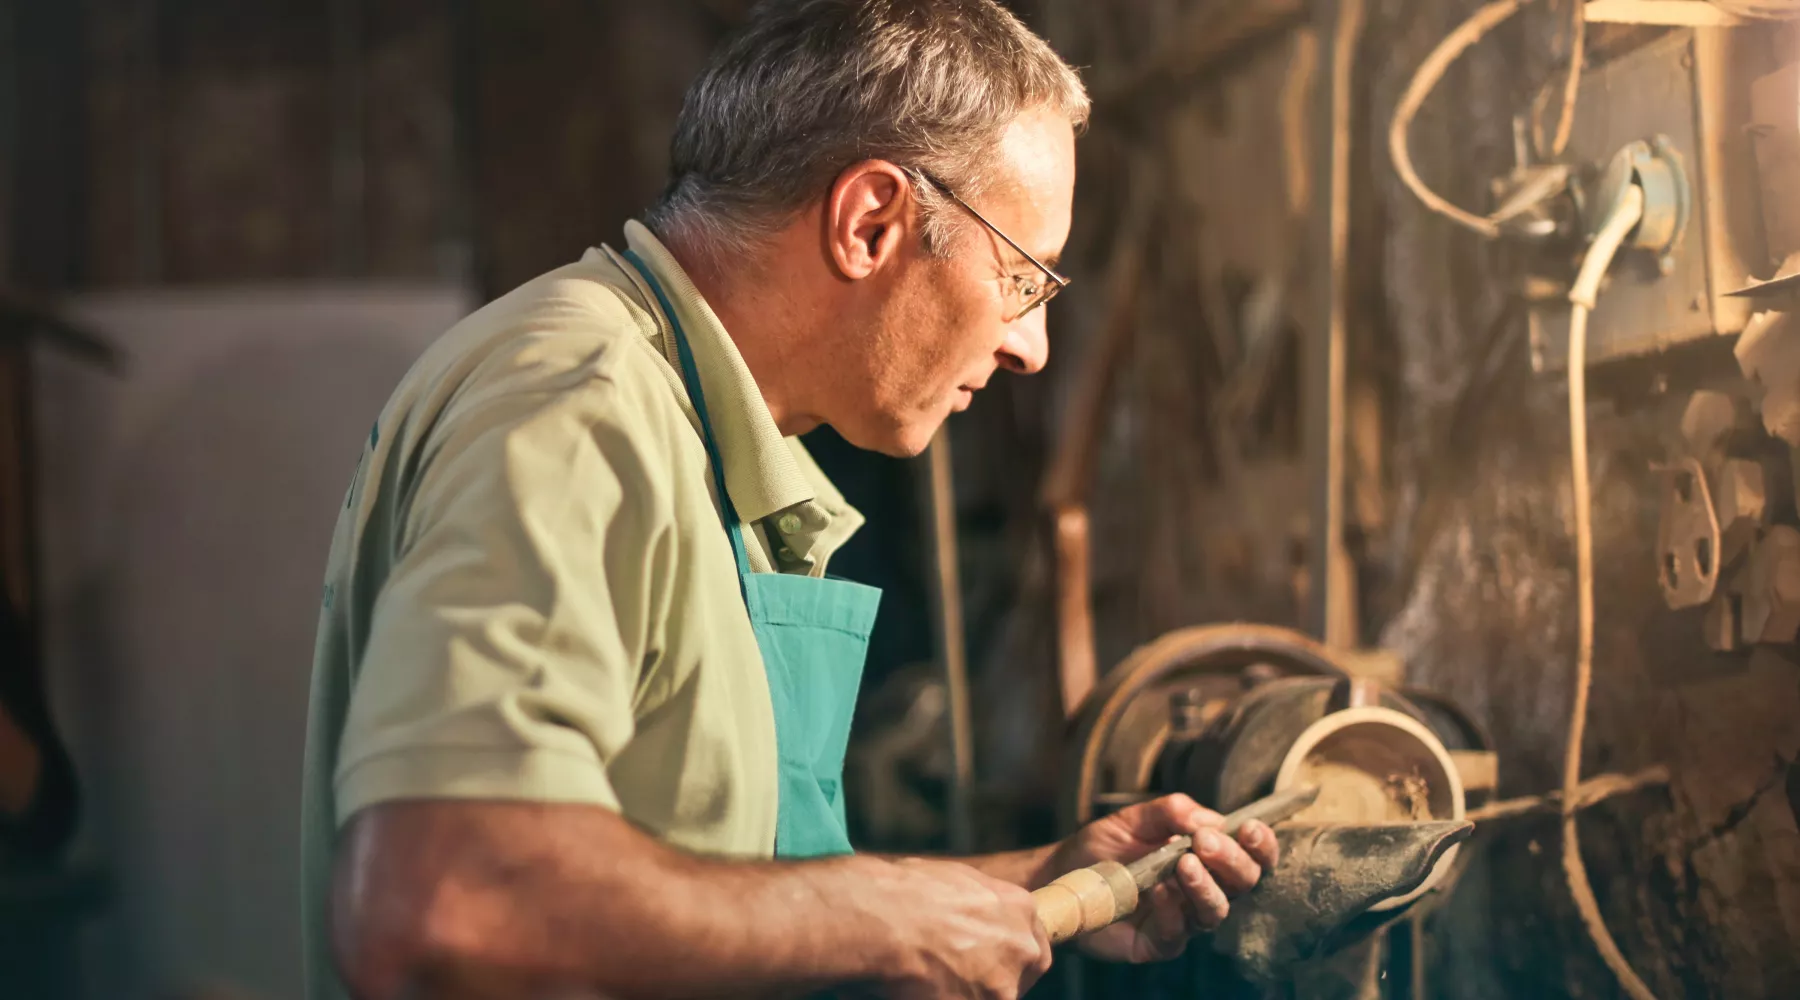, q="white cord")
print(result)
[1565,182,1660,1000]
[1535,0,1585,161]
[1390,0,1530,238]
[1393,0,1594,236]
